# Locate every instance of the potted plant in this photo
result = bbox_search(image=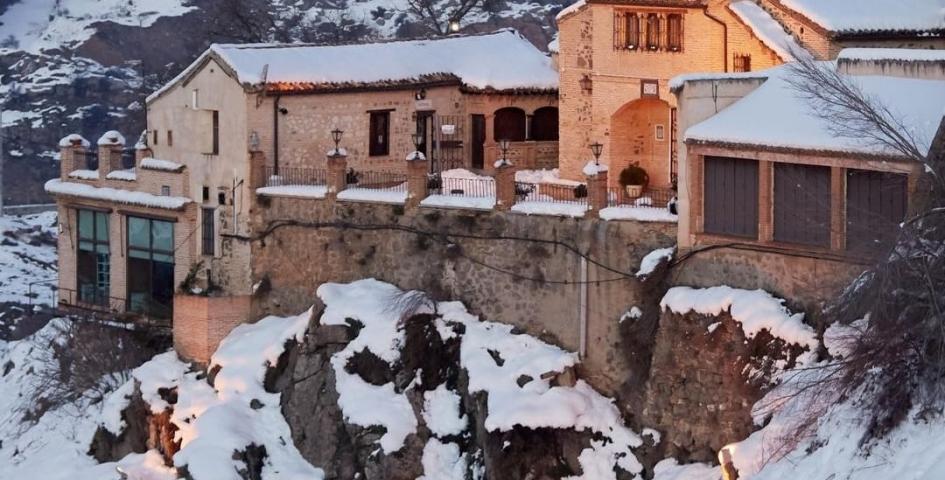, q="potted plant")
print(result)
[619,165,649,198]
